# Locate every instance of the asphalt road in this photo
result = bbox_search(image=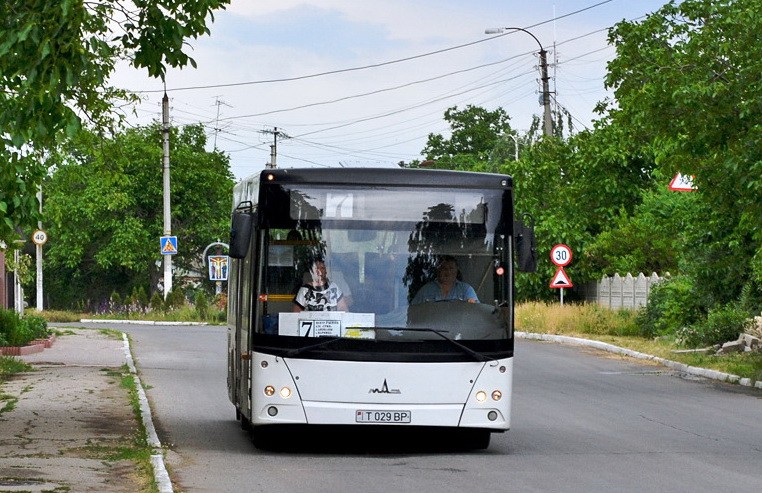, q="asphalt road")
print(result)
[72,322,762,493]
